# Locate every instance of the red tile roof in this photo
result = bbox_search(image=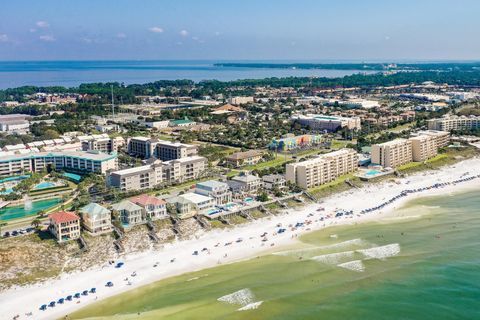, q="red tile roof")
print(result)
[49,211,79,224]
[129,194,166,207]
